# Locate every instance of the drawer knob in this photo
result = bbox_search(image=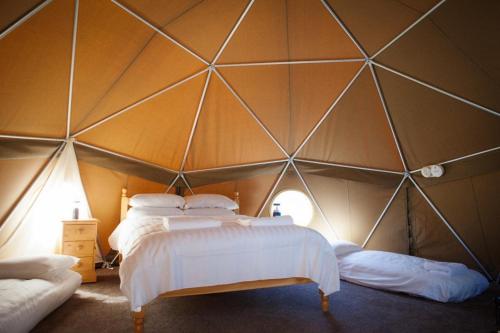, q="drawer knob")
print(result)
[78,228,84,233]
[77,244,84,250]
